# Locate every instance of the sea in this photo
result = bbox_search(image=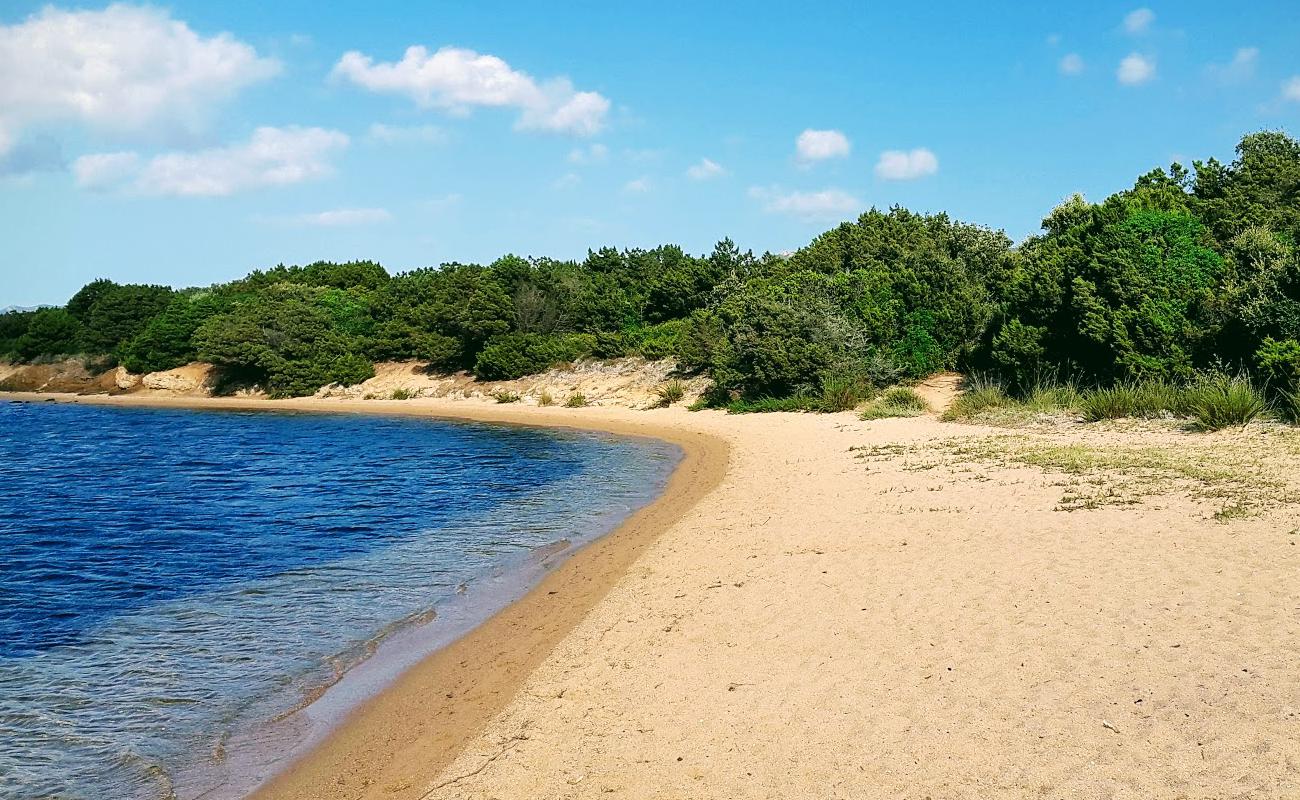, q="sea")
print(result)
[0,400,679,800]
